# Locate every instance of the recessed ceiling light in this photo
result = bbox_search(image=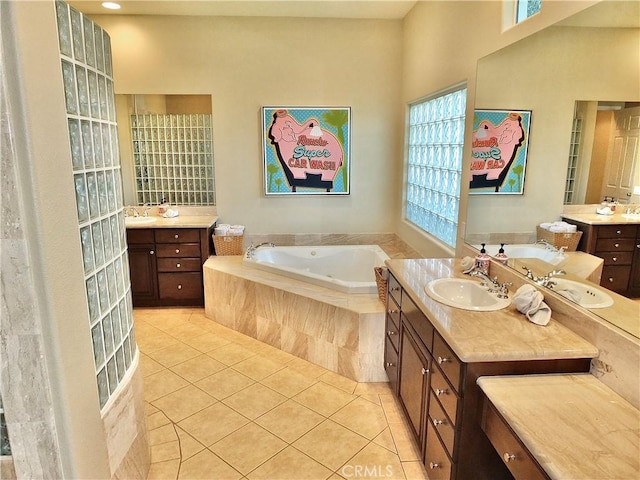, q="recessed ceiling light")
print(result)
[101,2,121,10]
